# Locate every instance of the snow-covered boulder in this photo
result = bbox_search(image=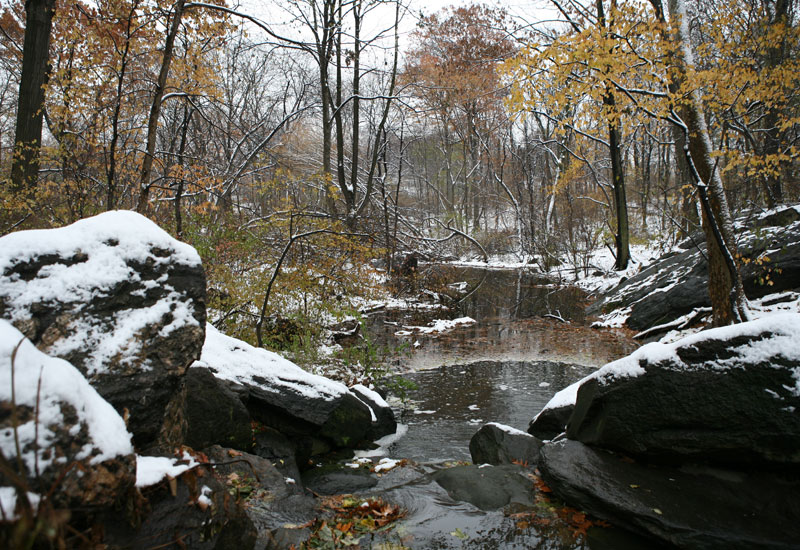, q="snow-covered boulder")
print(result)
[0,320,135,510]
[566,314,800,468]
[350,384,397,440]
[527,381,580,440]
[193,325,372,456]
[0,211,206,449]
[469,422,542,466]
